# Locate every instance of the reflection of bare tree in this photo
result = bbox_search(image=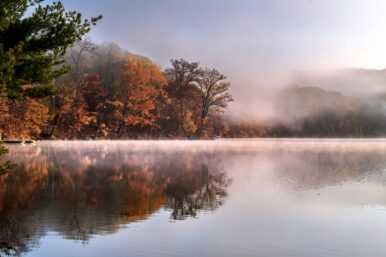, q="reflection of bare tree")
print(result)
[67,185,89,242]
[167,164,230,220]
[0,144,231,254]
